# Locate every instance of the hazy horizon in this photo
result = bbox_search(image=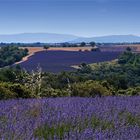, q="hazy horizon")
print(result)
[0,32,139,38]
[0,0,140,37]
